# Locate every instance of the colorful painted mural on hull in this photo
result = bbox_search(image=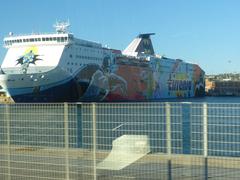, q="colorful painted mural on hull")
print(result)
[77,56,205,102]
